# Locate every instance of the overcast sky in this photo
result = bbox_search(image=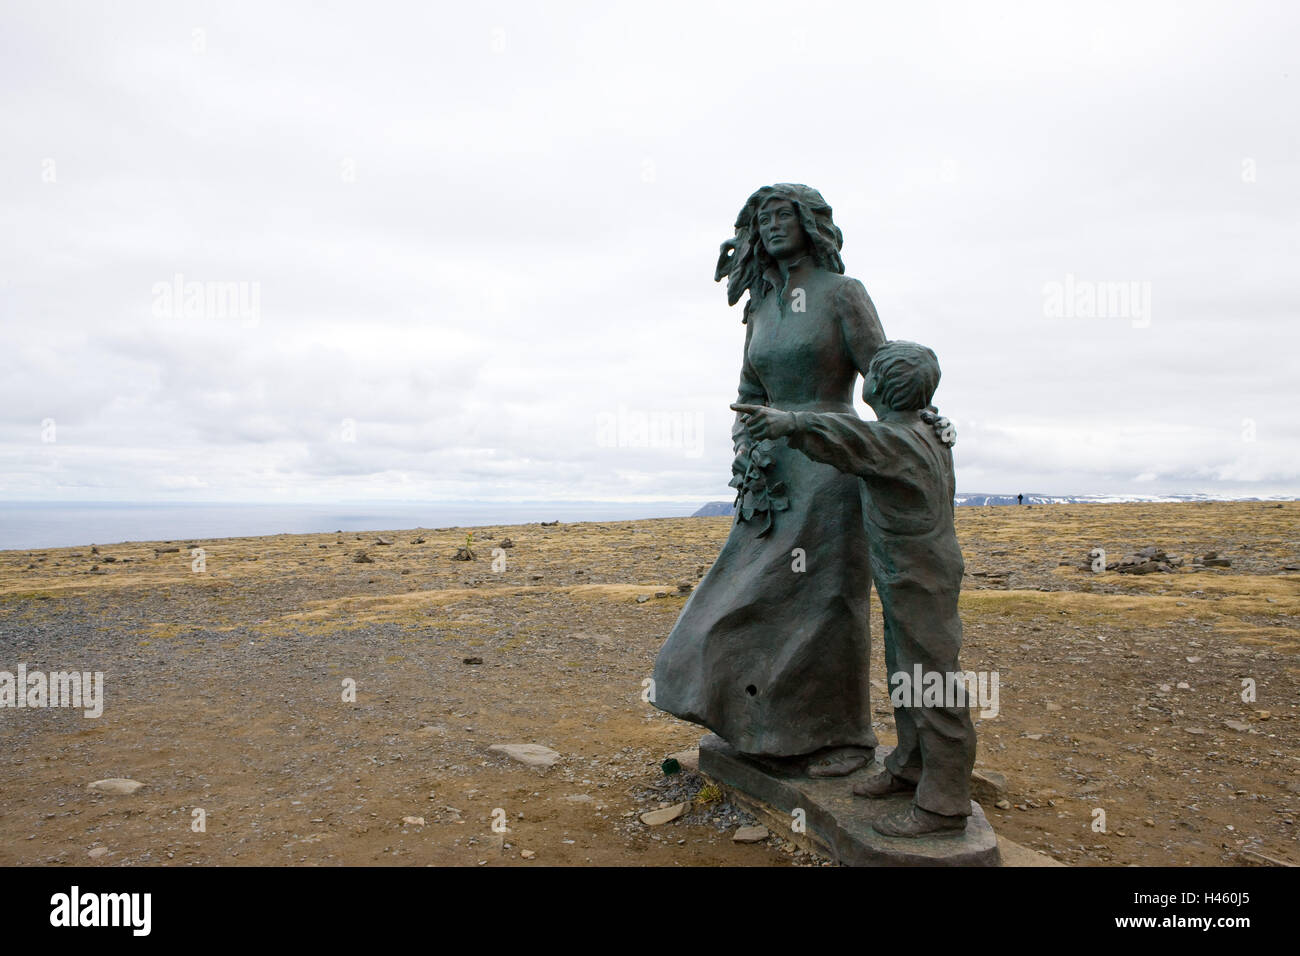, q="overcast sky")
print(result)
[2,0,1297,504]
